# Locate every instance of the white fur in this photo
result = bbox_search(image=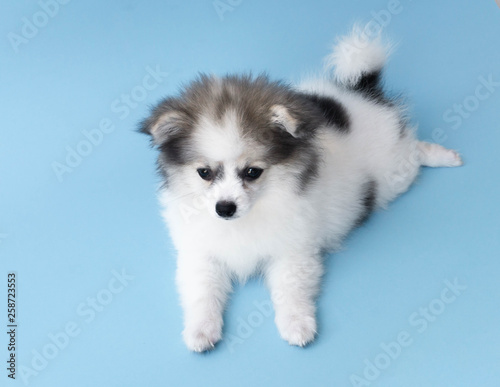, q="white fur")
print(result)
[156,31,463,352]
[324,26,391,86]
